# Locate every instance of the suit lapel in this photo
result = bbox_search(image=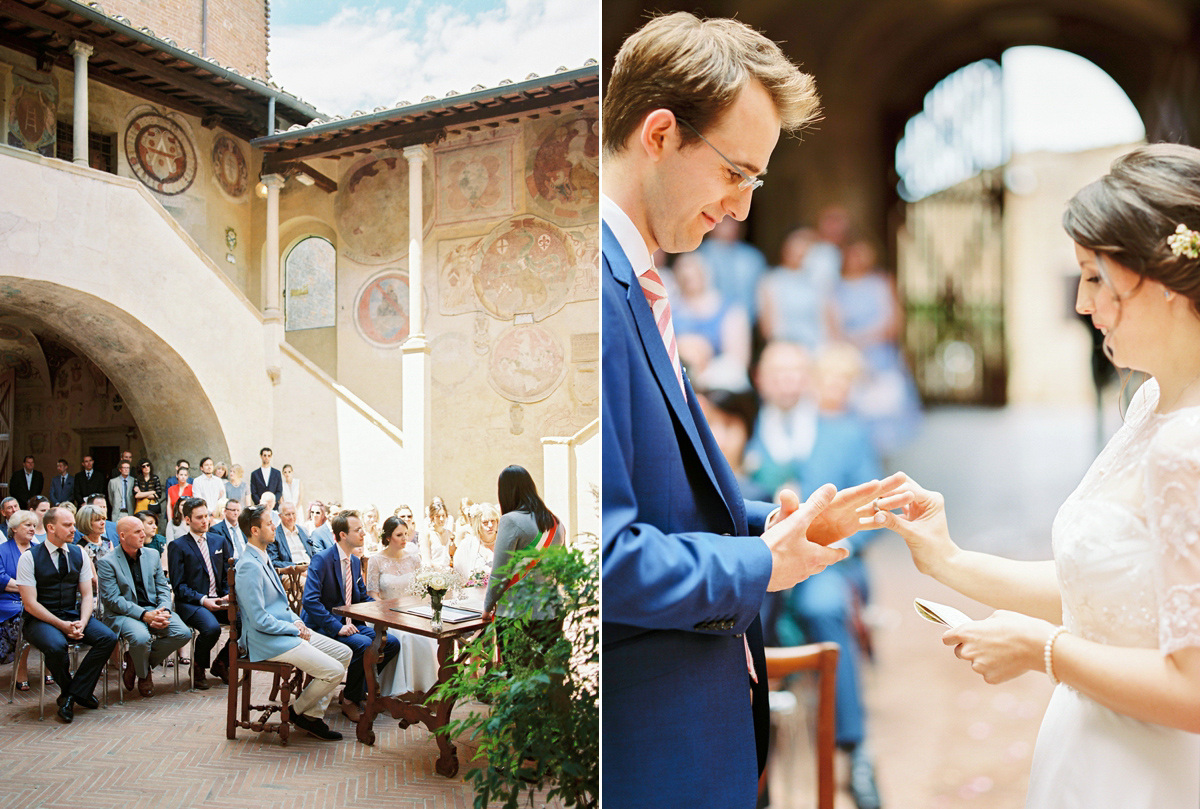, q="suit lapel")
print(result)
[258,549,286,597]
[604,224,735,520]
